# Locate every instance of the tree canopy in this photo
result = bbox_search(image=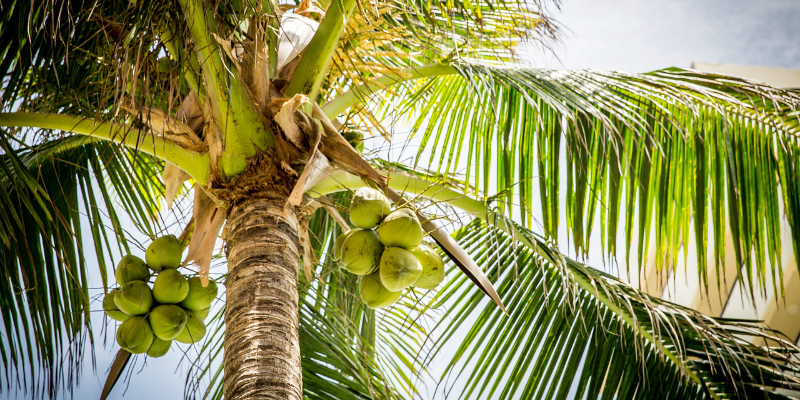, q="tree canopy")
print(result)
[1,0,800,398]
